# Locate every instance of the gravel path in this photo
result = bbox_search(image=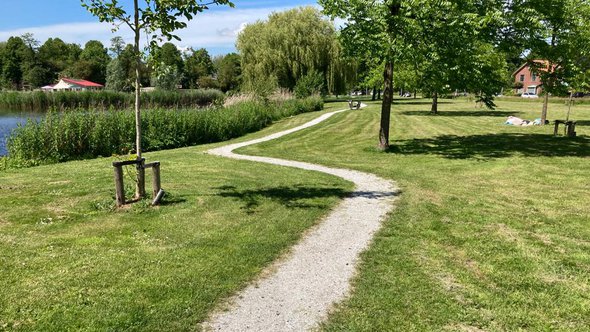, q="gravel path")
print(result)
[204,106,399,331]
